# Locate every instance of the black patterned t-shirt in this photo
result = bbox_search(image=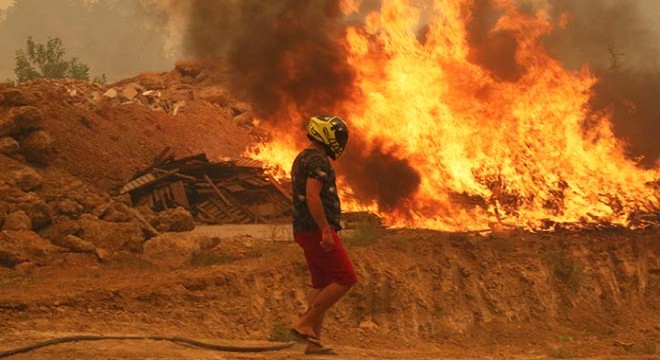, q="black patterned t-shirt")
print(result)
[291,148,342,233]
